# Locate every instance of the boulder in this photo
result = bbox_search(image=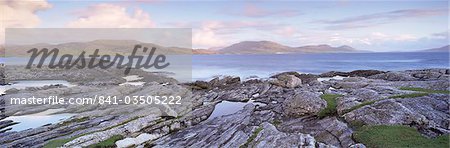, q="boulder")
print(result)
[337,88,382,115]
[319,71,349,77]
[348,70,385,77]
[186,80,210,90]
[336,97,361,115]
[279,116,355,147]
[368,72,417,81]
[405,69,449,80]
[344,94,450,137]
[116,133,161,148]
[210,76,241,87]
[344,99,427,127]
[319,70,385,78]
[331,81,369,89]
[269,74,302,88]
[271,72,320,85]
[270,71,301,78]
[250,122,331,148]
[297,74,320,85]
[282,91,326,117]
